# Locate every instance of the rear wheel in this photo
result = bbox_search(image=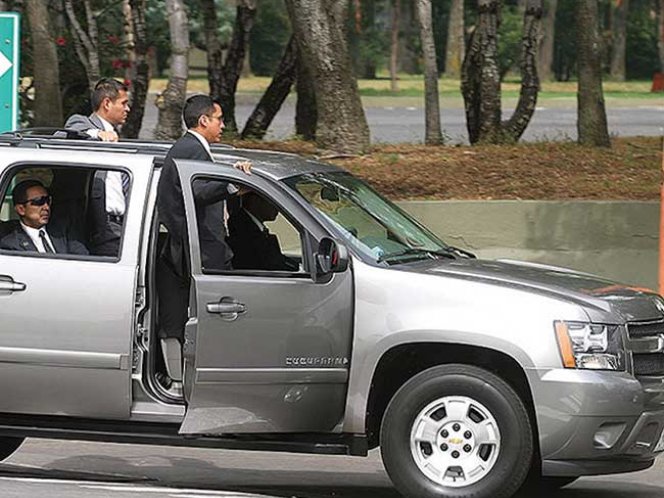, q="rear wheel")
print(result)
[0,437,24,461]
[380,364,533,498]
